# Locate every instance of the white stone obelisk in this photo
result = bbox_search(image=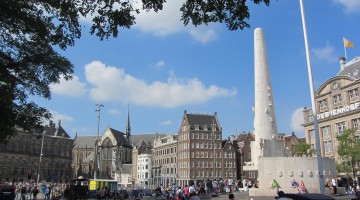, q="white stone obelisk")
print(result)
[251,28,283,168]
